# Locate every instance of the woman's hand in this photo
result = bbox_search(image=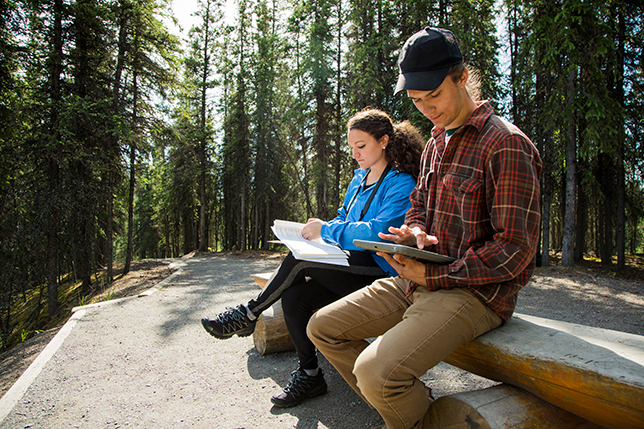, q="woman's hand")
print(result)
[377,252,427,286]
[378,224,438,249]
[301,218,325,240]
